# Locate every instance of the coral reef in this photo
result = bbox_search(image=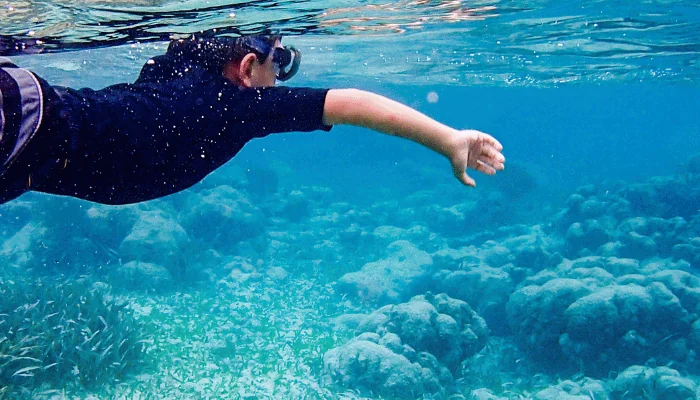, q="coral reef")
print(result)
[324,293,488,397]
